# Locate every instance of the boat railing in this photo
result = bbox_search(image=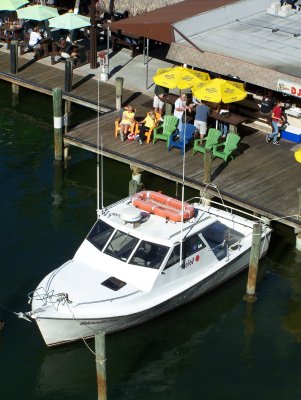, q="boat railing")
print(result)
[186,196,270,227]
